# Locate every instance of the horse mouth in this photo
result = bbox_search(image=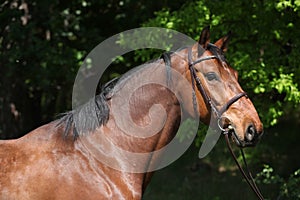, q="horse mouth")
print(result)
[219,119,260,148]
[229,129,258,148]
